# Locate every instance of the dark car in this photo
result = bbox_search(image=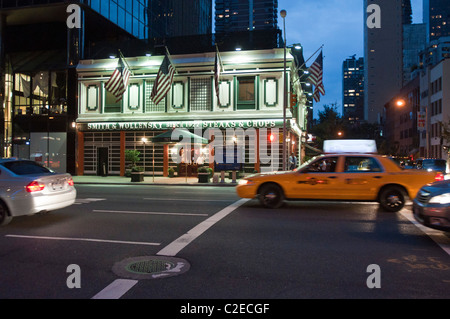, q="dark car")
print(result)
[413,180,450,233]
[415,158,447,172]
